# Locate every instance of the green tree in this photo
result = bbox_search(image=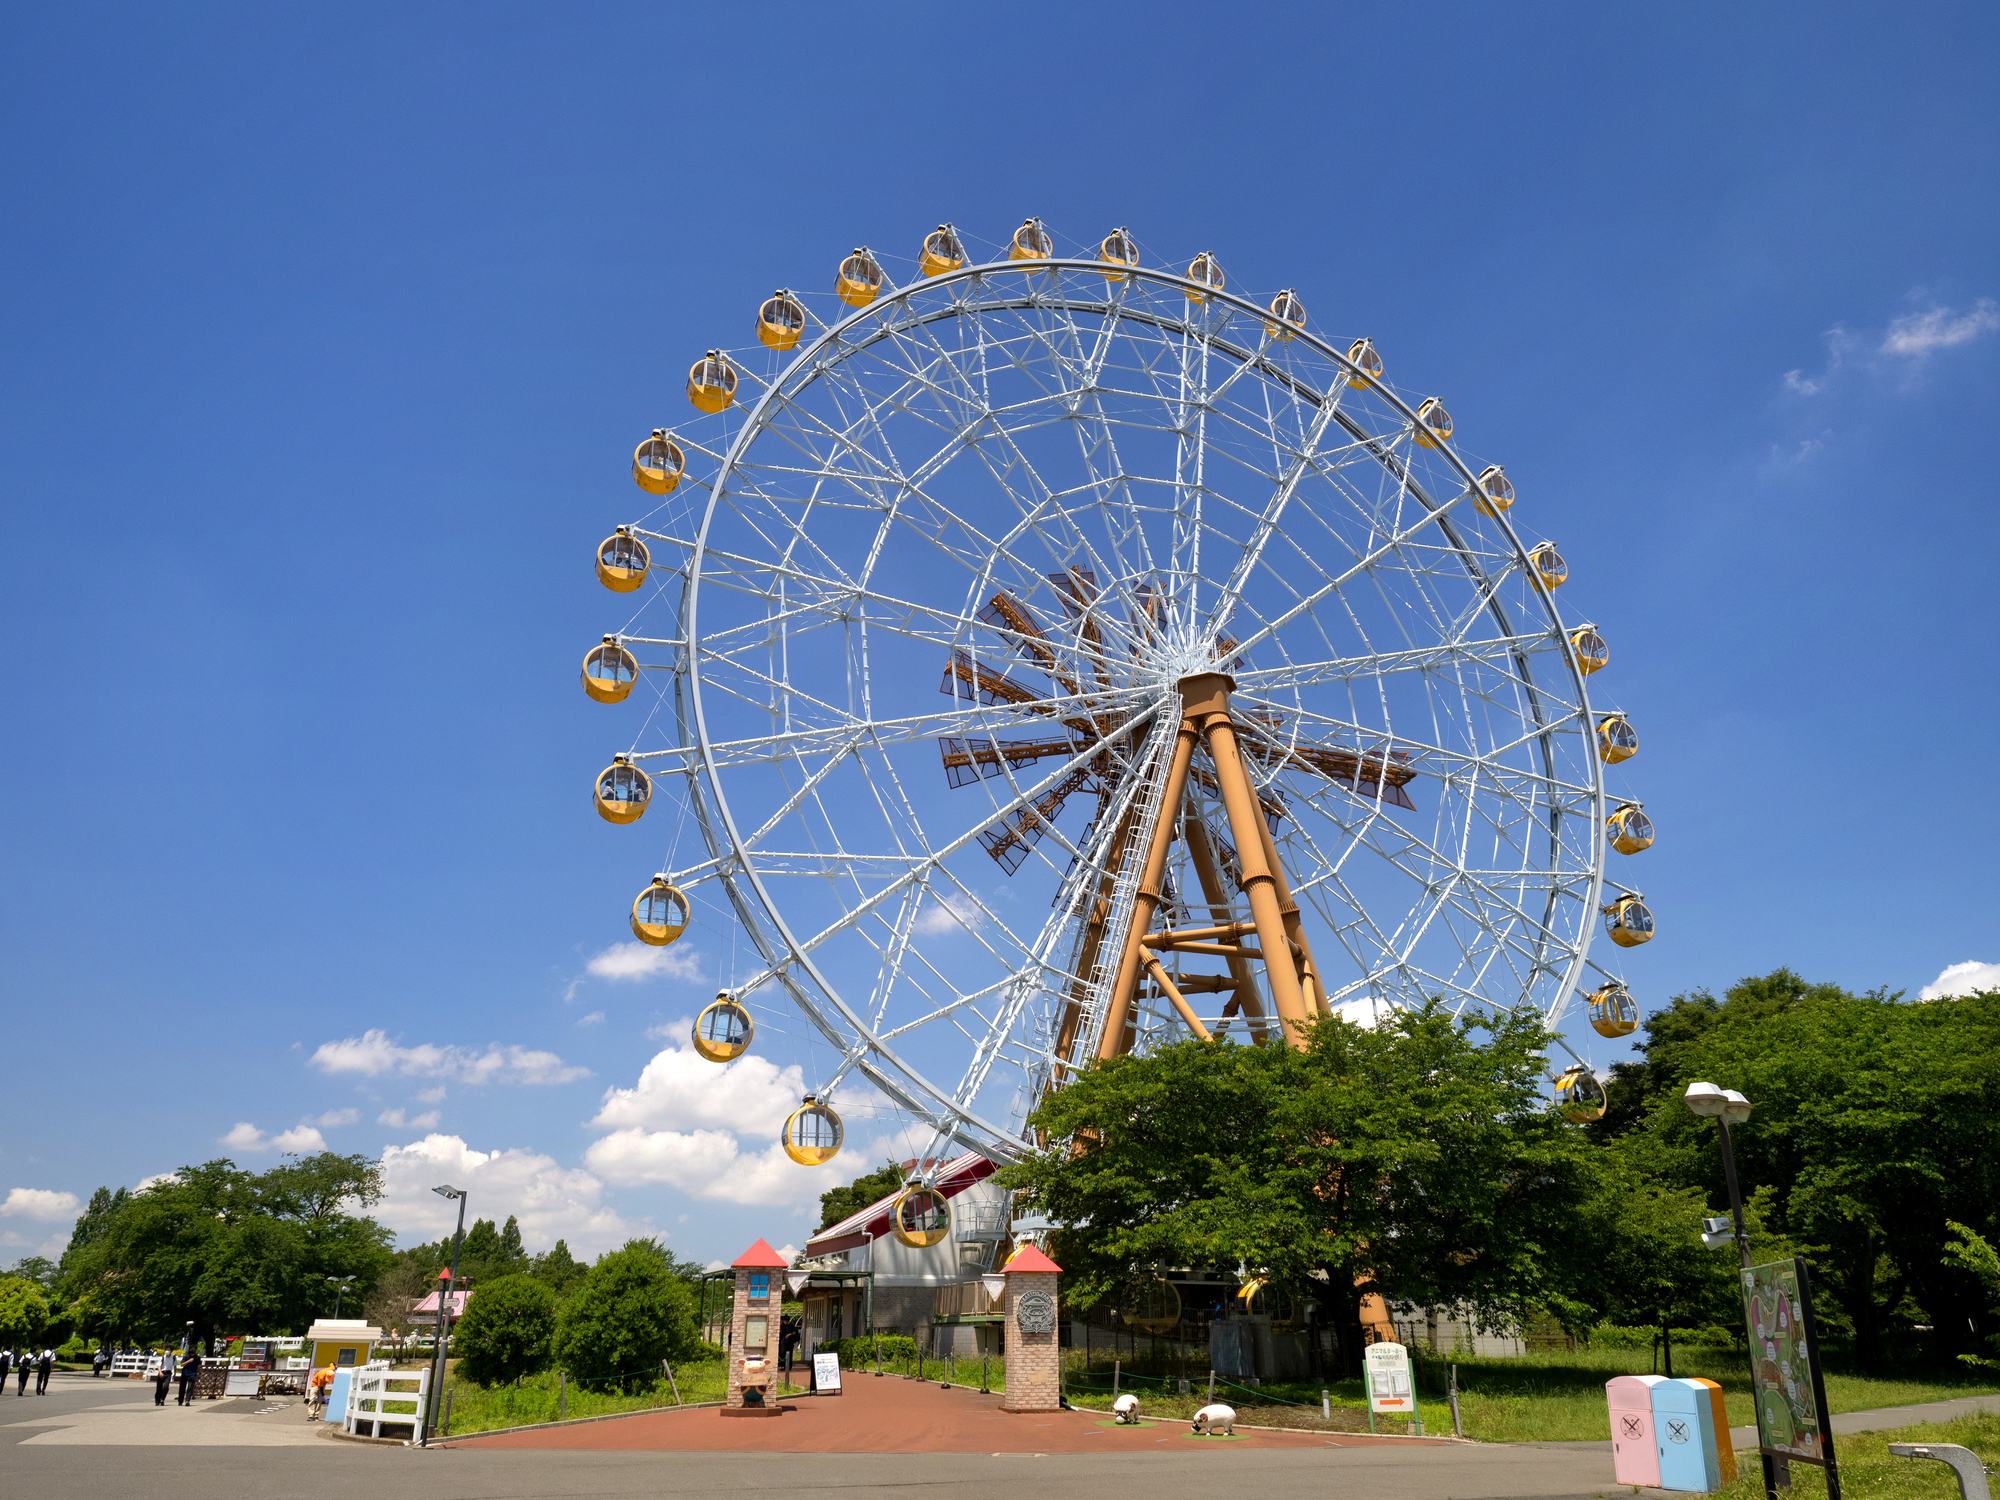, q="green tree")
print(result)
[818,1160,904,1230]
[1585,1141,1743,1368]
[64,1187,131,1260]
[1005,1003,1601,1373]
[7,1256,58,1290]
[531,1240,586,1299]
[499,1215,525,1265]
[453,1273,557,1387]
[1636,978,2000,1371]
[0,1278,50,1346]
[457,1218,504,1279]
[556,1244,700,1393]
[1942,1221,2000,1369]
